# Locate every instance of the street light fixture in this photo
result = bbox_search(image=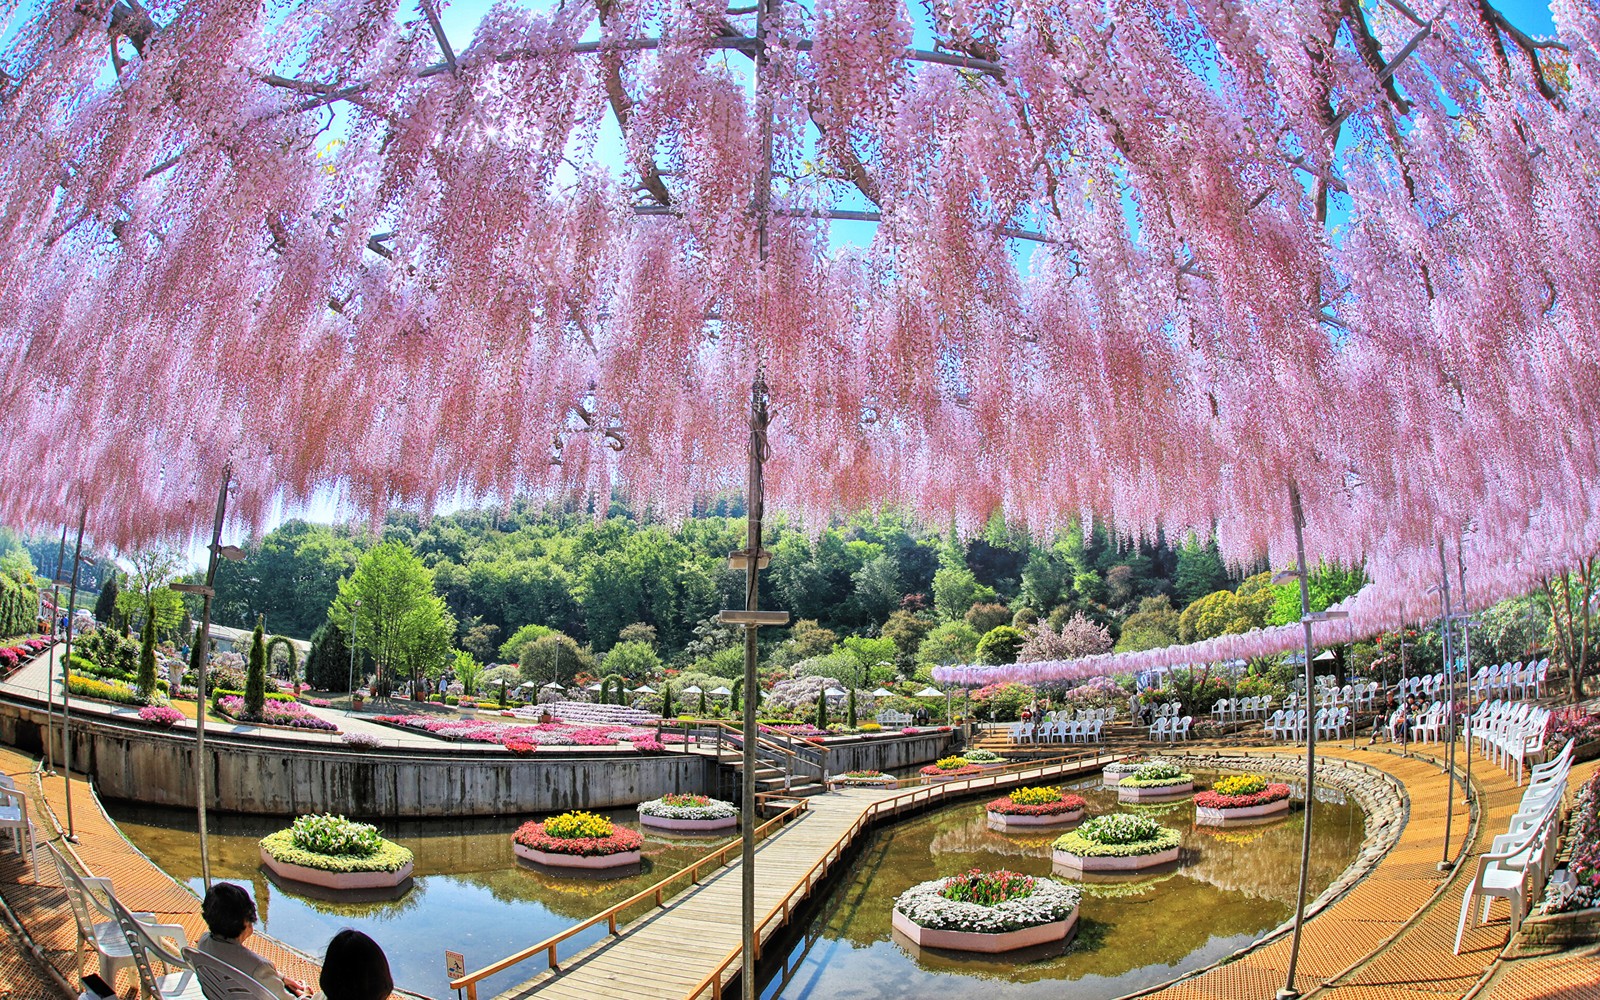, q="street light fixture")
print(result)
[347,600,362,714]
